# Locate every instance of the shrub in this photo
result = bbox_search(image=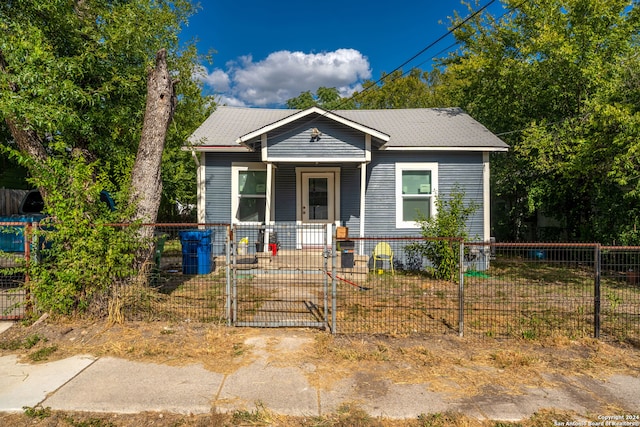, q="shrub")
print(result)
[407,186,478,281]
[26,155,144,315]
